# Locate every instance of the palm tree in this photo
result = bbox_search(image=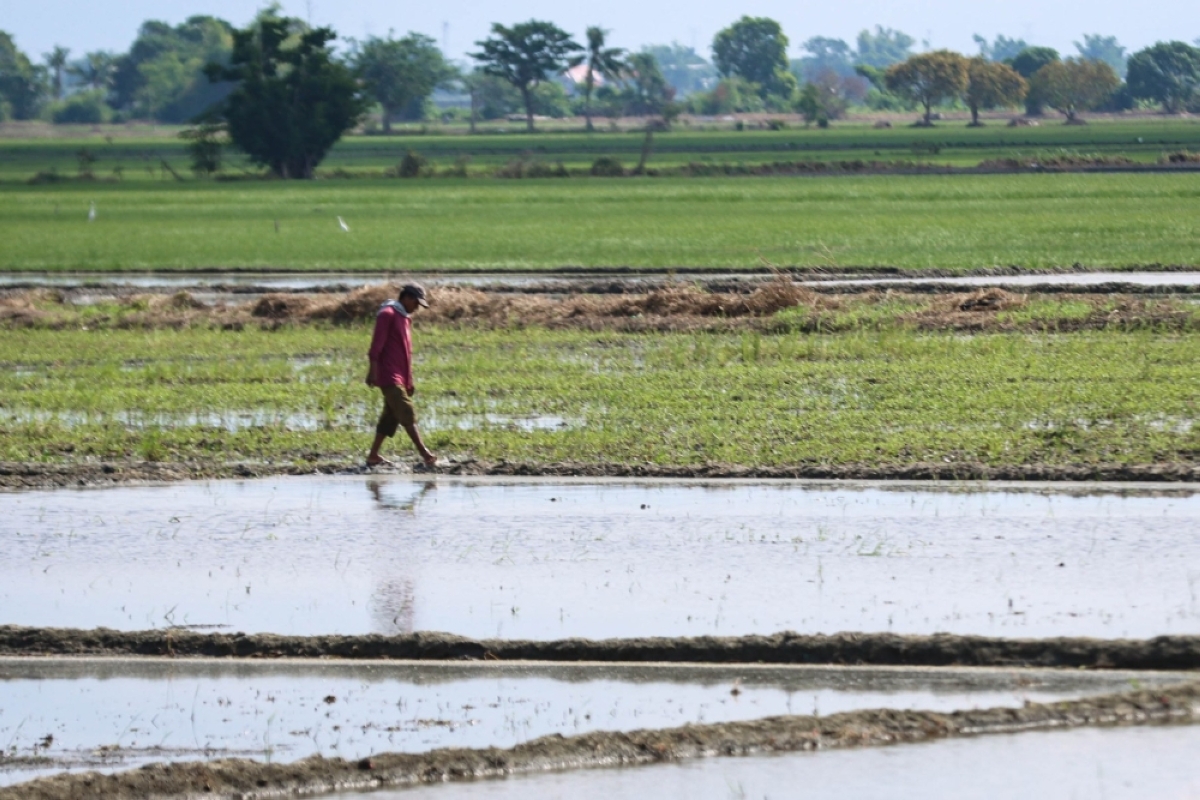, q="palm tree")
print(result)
[43,46,70,100]
[582,27,625,132]
[68,51,116,92]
